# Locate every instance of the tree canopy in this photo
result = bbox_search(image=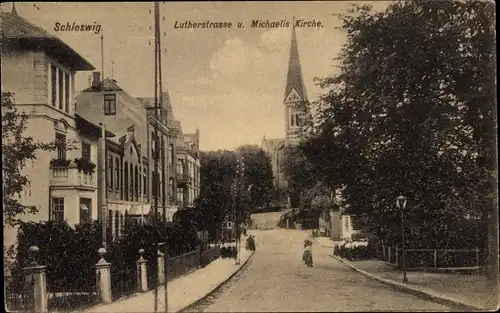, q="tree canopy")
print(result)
[294,0,496,249]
